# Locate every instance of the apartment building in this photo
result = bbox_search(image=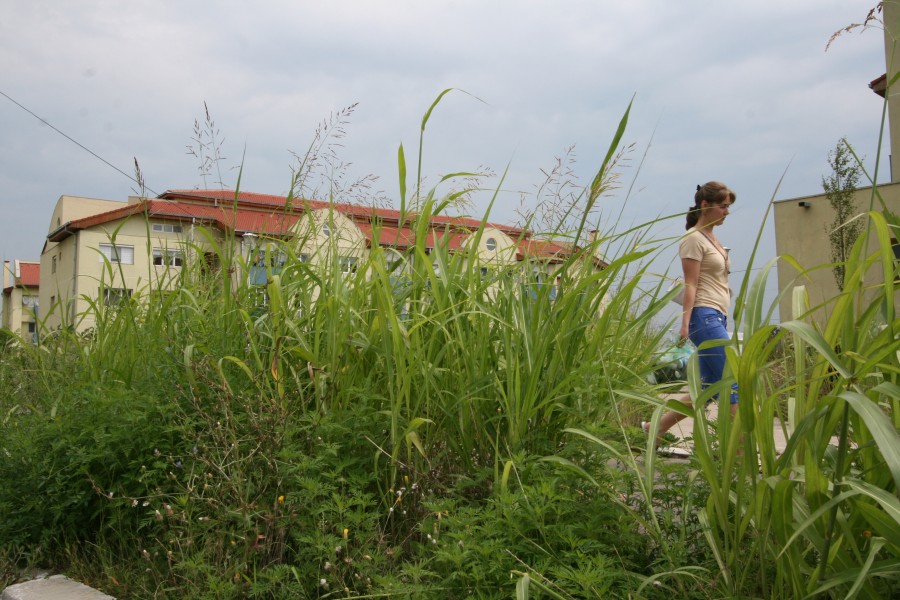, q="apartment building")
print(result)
[39,189,604,333]
[2,259,40,343]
